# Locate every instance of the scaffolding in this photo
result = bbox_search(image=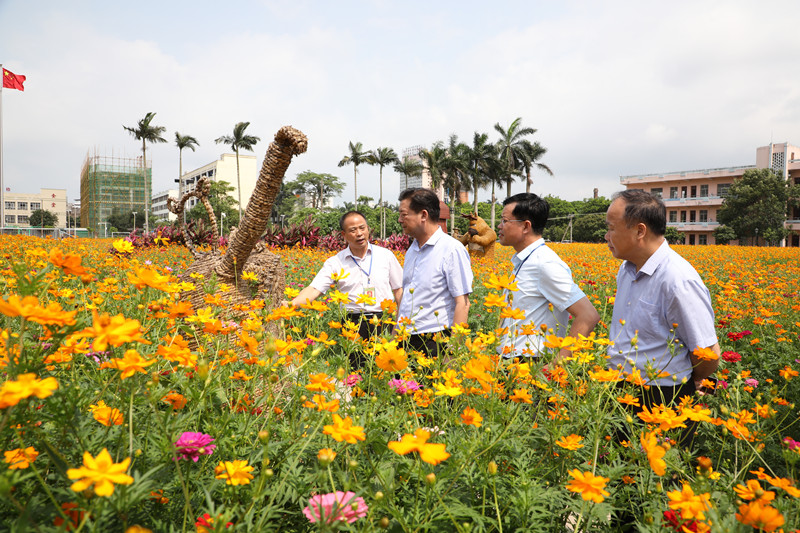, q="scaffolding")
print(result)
[80,149,151,234]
